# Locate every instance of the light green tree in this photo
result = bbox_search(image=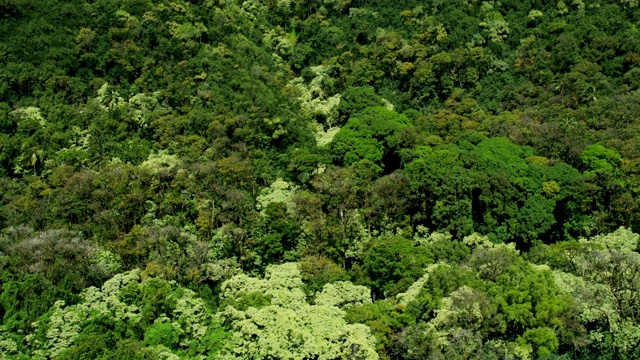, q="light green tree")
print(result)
[553,227,640,356]
[479,2,510,43]
[218,263,379,359]
[256,178,297,212]
[27,270,222,359]
[315,281,372,309]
